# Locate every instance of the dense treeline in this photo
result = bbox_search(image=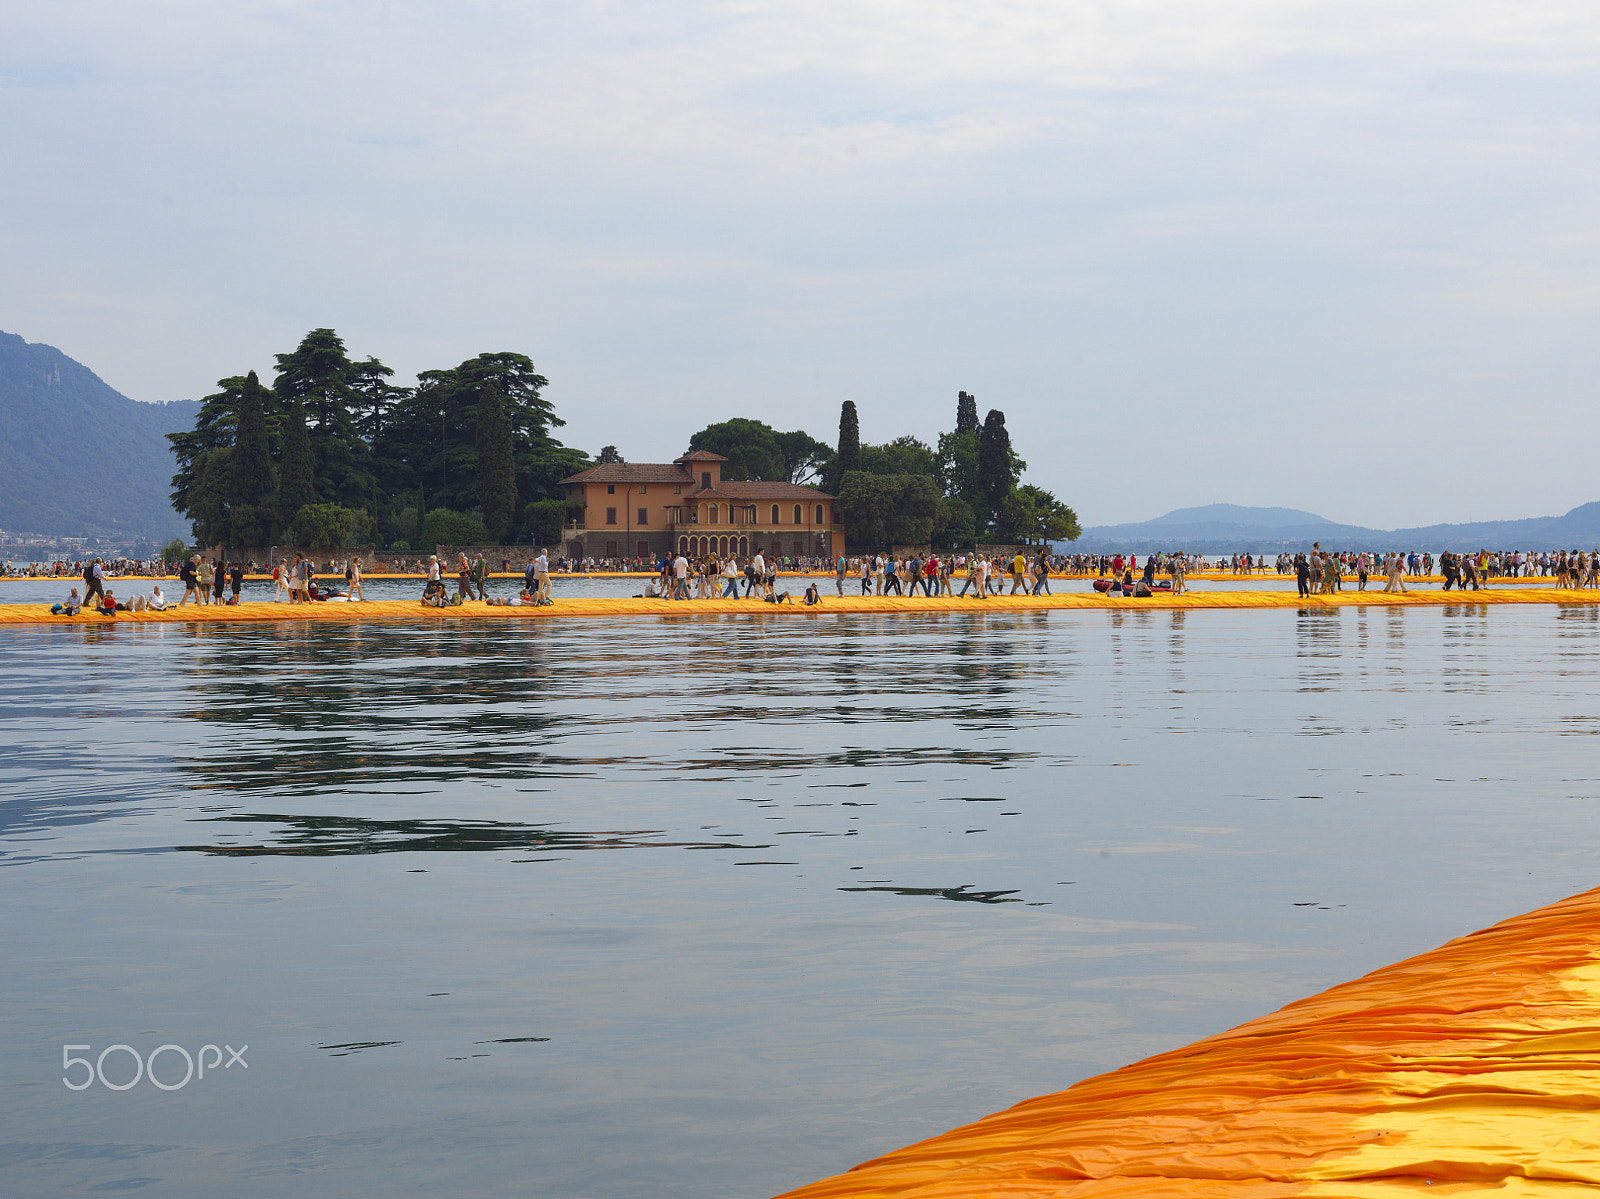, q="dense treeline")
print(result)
[169,329,589,549]
[171,331,1077,553]
[688,391,1079,550]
